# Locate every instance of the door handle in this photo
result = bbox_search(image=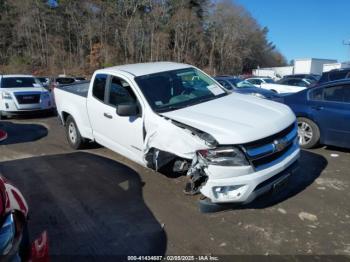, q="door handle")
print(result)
[311,106,324,111]
[103,113,113,119]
